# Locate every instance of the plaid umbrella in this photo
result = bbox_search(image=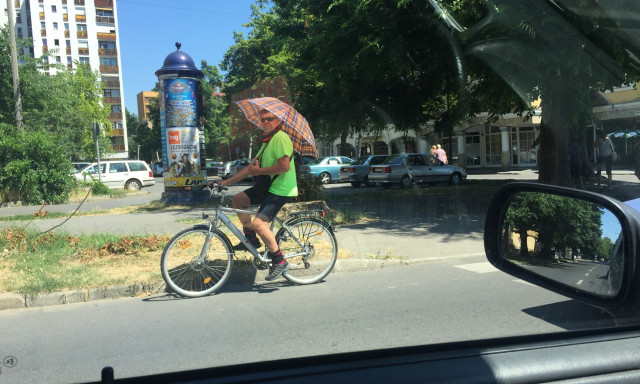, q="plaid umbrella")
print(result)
[235,97,317,157]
